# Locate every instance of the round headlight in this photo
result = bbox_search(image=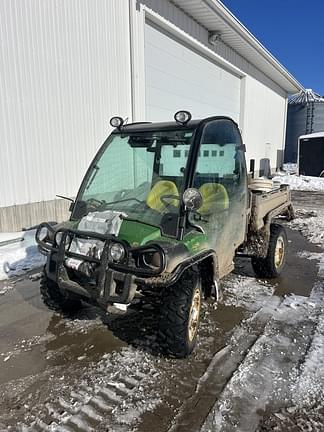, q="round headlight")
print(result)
[110,116,124,128]
[142,251,161,270]
[38,226,49,242]
[109,243,126,262]
[55,231,72,250]
[174,110,192,125]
